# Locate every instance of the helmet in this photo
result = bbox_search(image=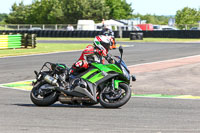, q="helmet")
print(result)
[94,35,112,51]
